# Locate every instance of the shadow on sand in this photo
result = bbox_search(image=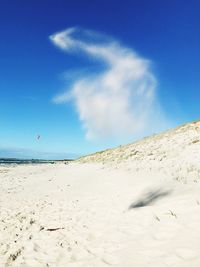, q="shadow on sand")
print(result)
[129,188,171,209]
